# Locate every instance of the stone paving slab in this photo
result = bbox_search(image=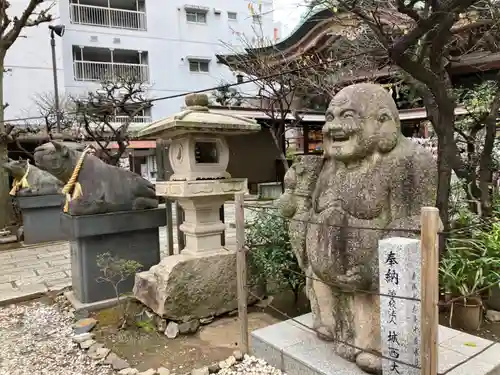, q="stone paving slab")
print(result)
[0,202,267,305]
[252,313,500,375]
